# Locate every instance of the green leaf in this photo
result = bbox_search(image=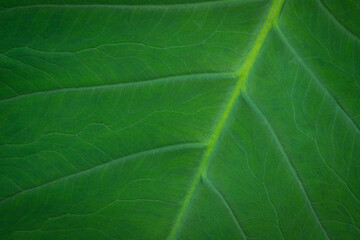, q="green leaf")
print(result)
[0,0,359,239]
